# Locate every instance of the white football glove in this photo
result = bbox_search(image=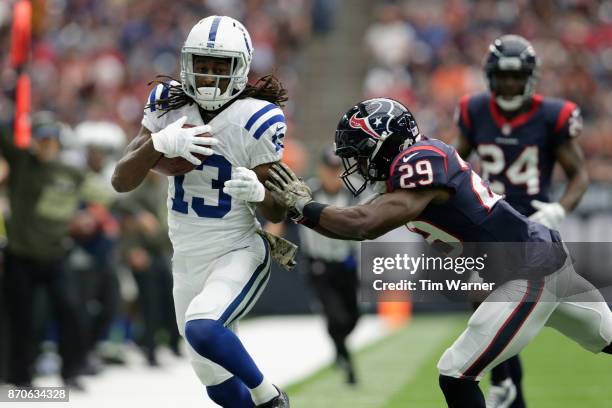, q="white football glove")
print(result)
[151,116,219,165]
[223,167,266,203]
[528,200,566,230]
